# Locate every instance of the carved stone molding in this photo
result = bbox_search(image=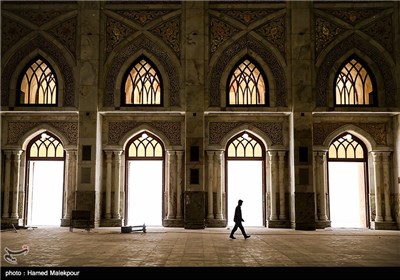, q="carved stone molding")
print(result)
[108,121,181,145]
[209,121,283,145]
[322,8,385,26]
[112,9,171,26]
[313,122,387,146]
[314,16,345,58]
[150,15,181,58]
[105,16,137,58]
[219,9,281,26]
[255,15,286,59]
[48,16,77,58]
[361,15,393,56]
[7,121,78,145]
[209,16,240,55]
[1,15,32,56]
